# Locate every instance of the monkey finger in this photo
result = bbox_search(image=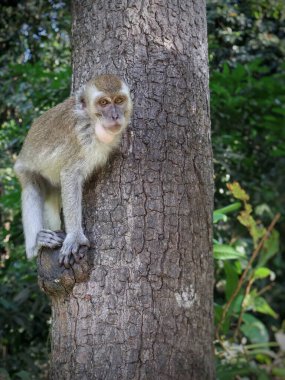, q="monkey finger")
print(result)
[49,236,65,245]
[71,245,87,264]
[59,251,66,266]
[73,252,81,264]
[69,256,75,266]
[70,245,80,261]
[73,252,83,264]
[38,239,62,249]
[59,248,69,267]
[38,229,58,237]
[50,232,65,243]
[54,231,66,240]
[81,237,90,248]
[63,254,71,269]
[71,244,80,257]
[38,229,53,235]
[78,246,88,258]
[58,255,64,266]
[47,236,64,245]
[37,230,64,247]
[79,252,85,259]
